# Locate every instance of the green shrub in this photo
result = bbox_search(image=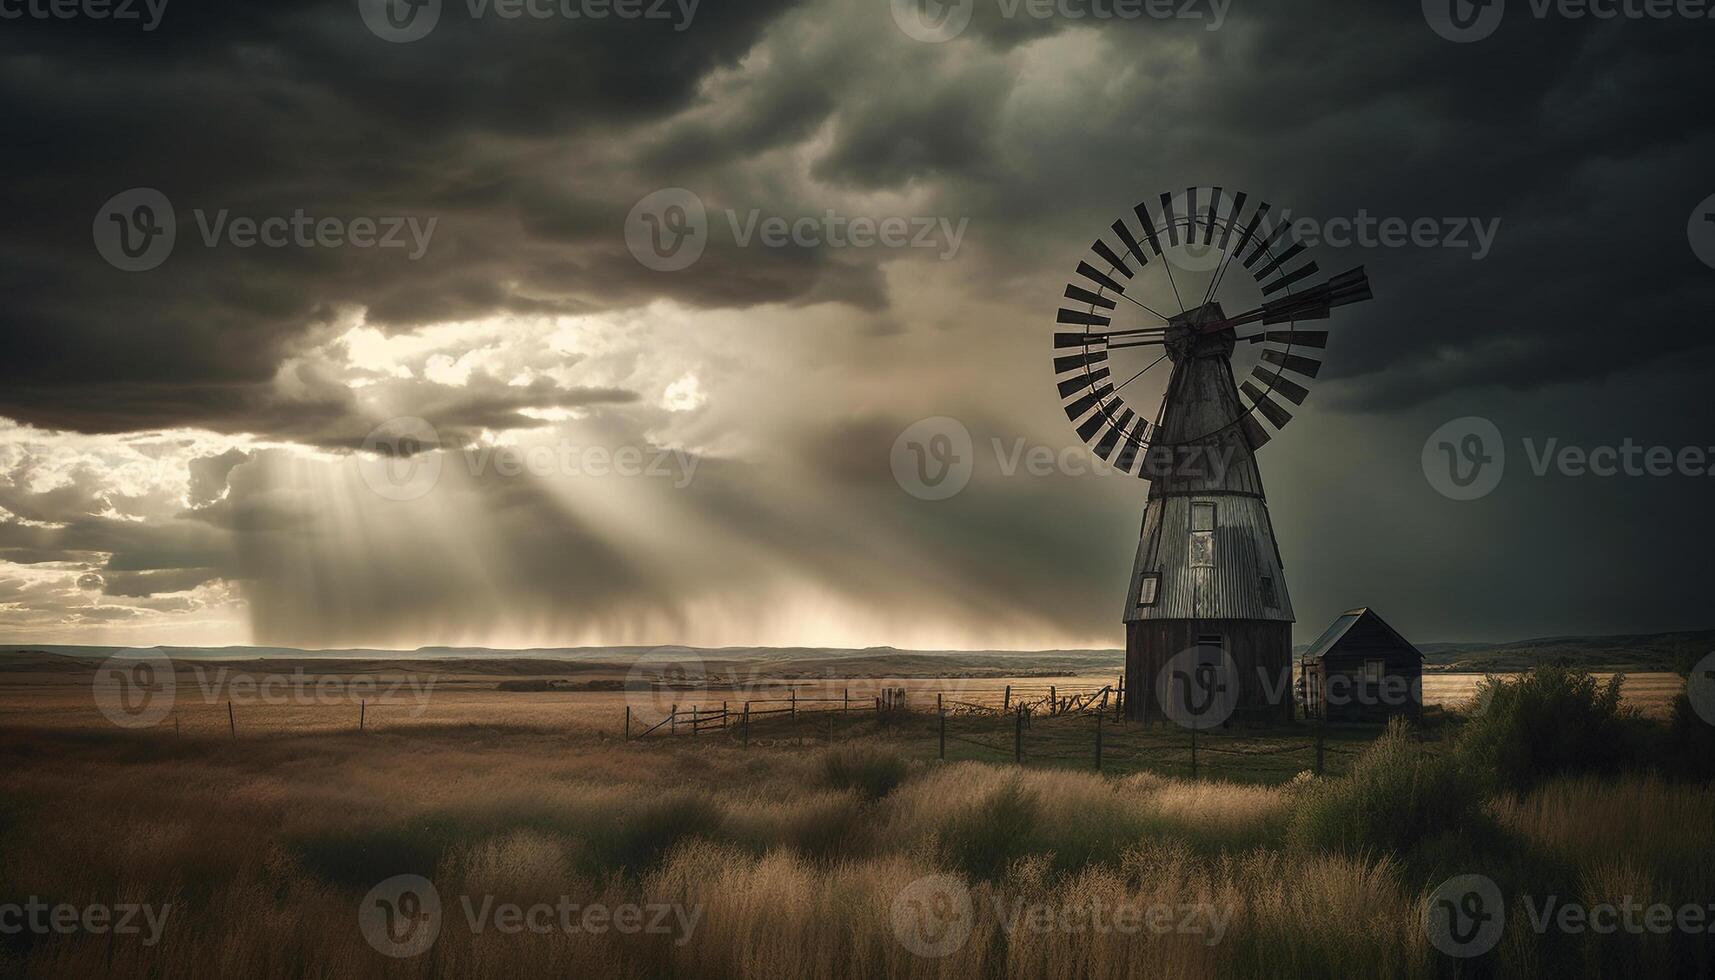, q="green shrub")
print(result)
[1289,718,1485,855]
[818,744,909,801]
[1457,665,1641,791]
[1660,693,1715,780]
